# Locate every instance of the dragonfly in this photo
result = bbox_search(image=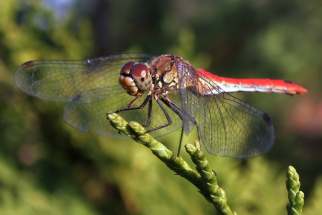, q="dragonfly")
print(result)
[15,54,307,158]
